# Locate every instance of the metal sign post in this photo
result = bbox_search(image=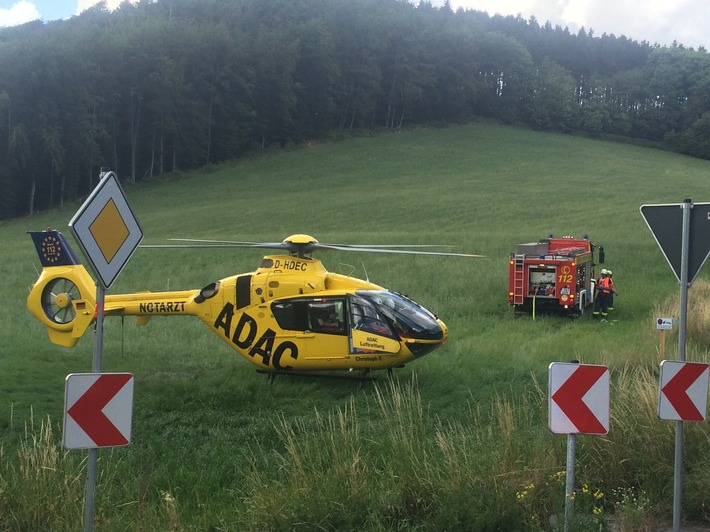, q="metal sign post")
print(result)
[65,170,142,532]
[672,200,691,532]
[564,434,576,531]
[640,199,710,532]
[84,284,104,532]
[549,362,610,531]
